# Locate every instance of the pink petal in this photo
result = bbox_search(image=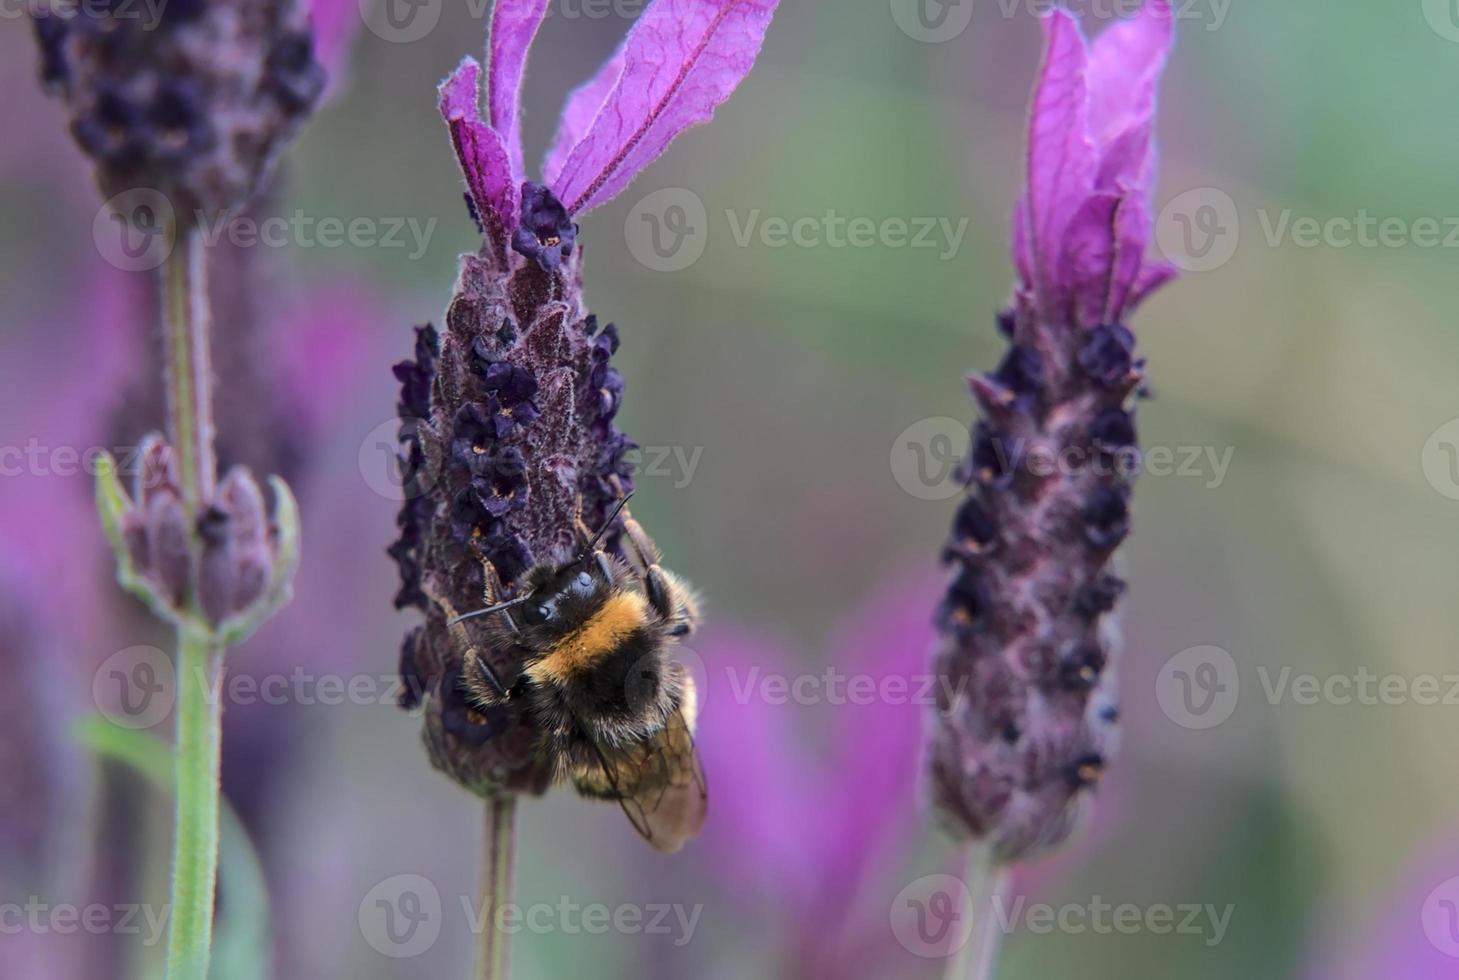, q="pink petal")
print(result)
[542,45,627,187]
[1024,10,1096,324]
[439,58,519,232]
[550,0,780,215]
[1105,192,1149,321]
[1010,196,1034,289]
[1087,0,1174,147]
[489,0,550,179]
[1059,191,1121,328]
[1123,258,1178,312]
[308,0,360,99]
